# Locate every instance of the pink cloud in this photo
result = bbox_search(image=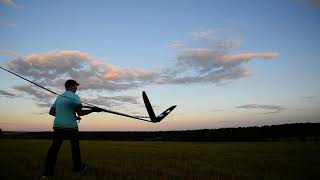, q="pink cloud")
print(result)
[177,49,279,72]
[7,50,159,92]
[223,52,279,64]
